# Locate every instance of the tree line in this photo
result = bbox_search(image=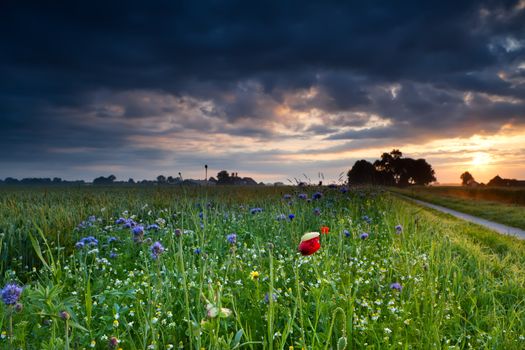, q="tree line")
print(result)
[347,149,436,186]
